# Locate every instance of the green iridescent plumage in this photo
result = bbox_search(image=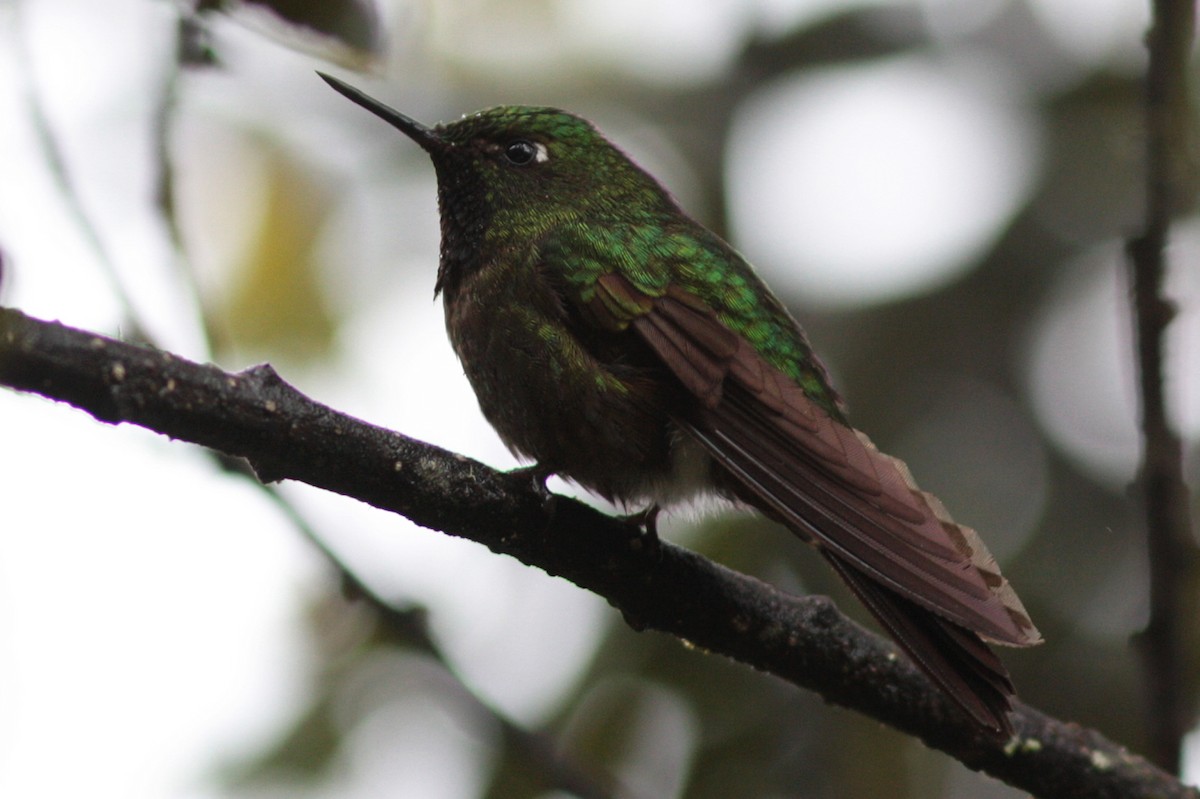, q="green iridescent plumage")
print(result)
[321,74,1041,737]
[433,105,846,420]
[550,223,842,416]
